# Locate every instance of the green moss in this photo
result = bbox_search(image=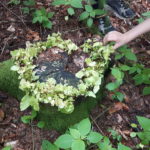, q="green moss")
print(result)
[0,59,24,99]
[38,89,103,132]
